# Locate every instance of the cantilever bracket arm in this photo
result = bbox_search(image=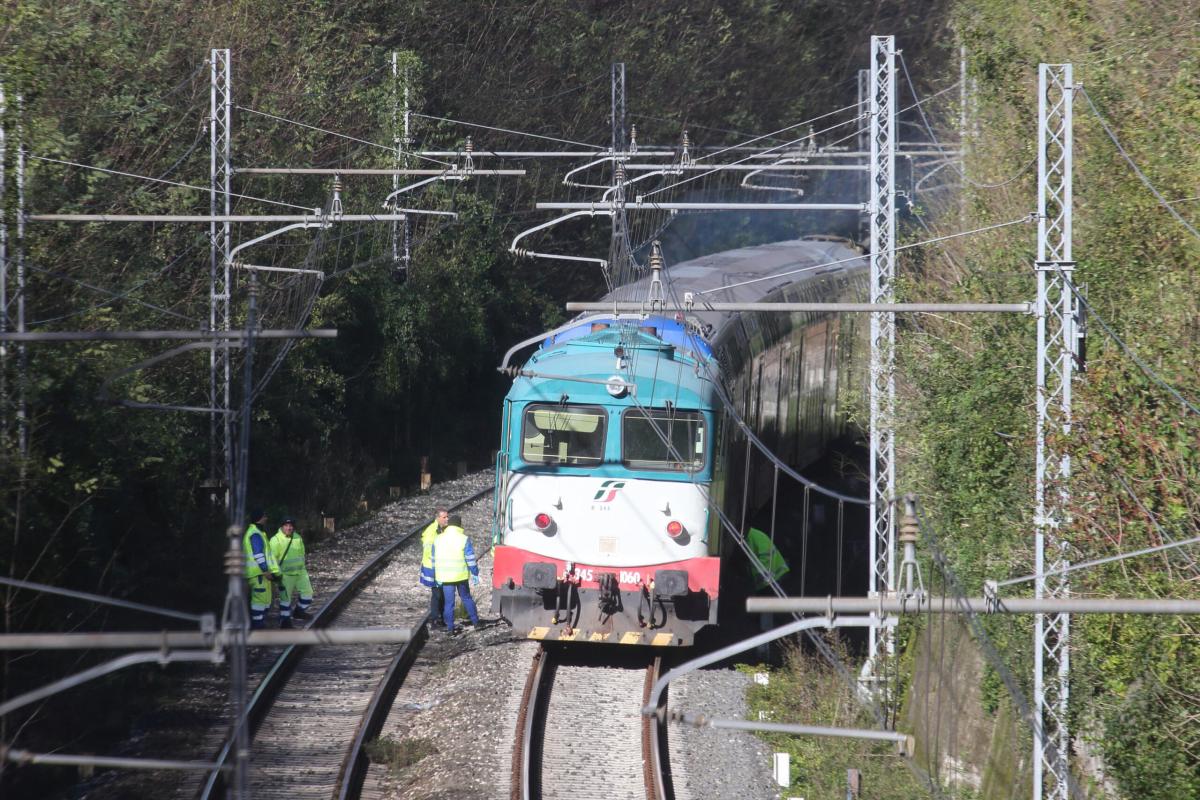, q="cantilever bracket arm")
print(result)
[0,650,219,718]
[509,209,602,254]
[380,172,468,207]
[98,342,232,412]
